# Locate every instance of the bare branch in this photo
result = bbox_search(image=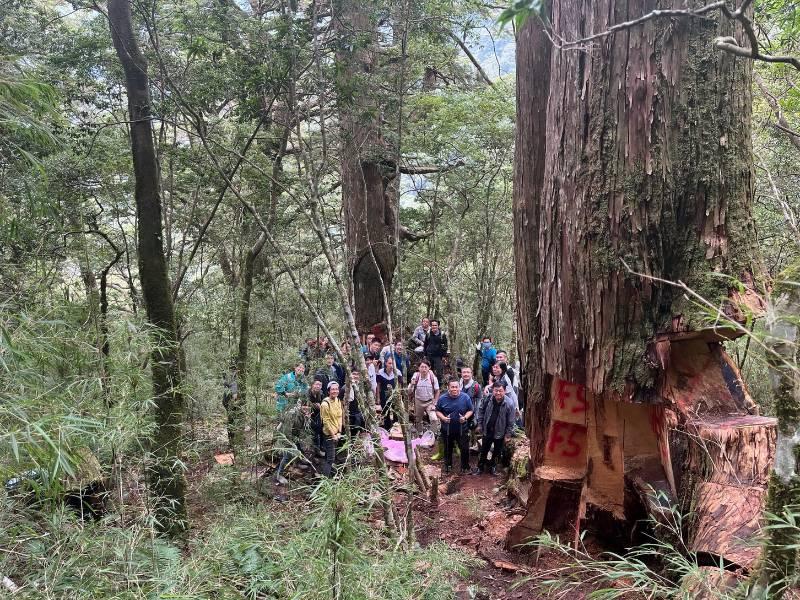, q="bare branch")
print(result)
[544,0,800,71]
[398,160,464,175]
[444,30,495,86]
